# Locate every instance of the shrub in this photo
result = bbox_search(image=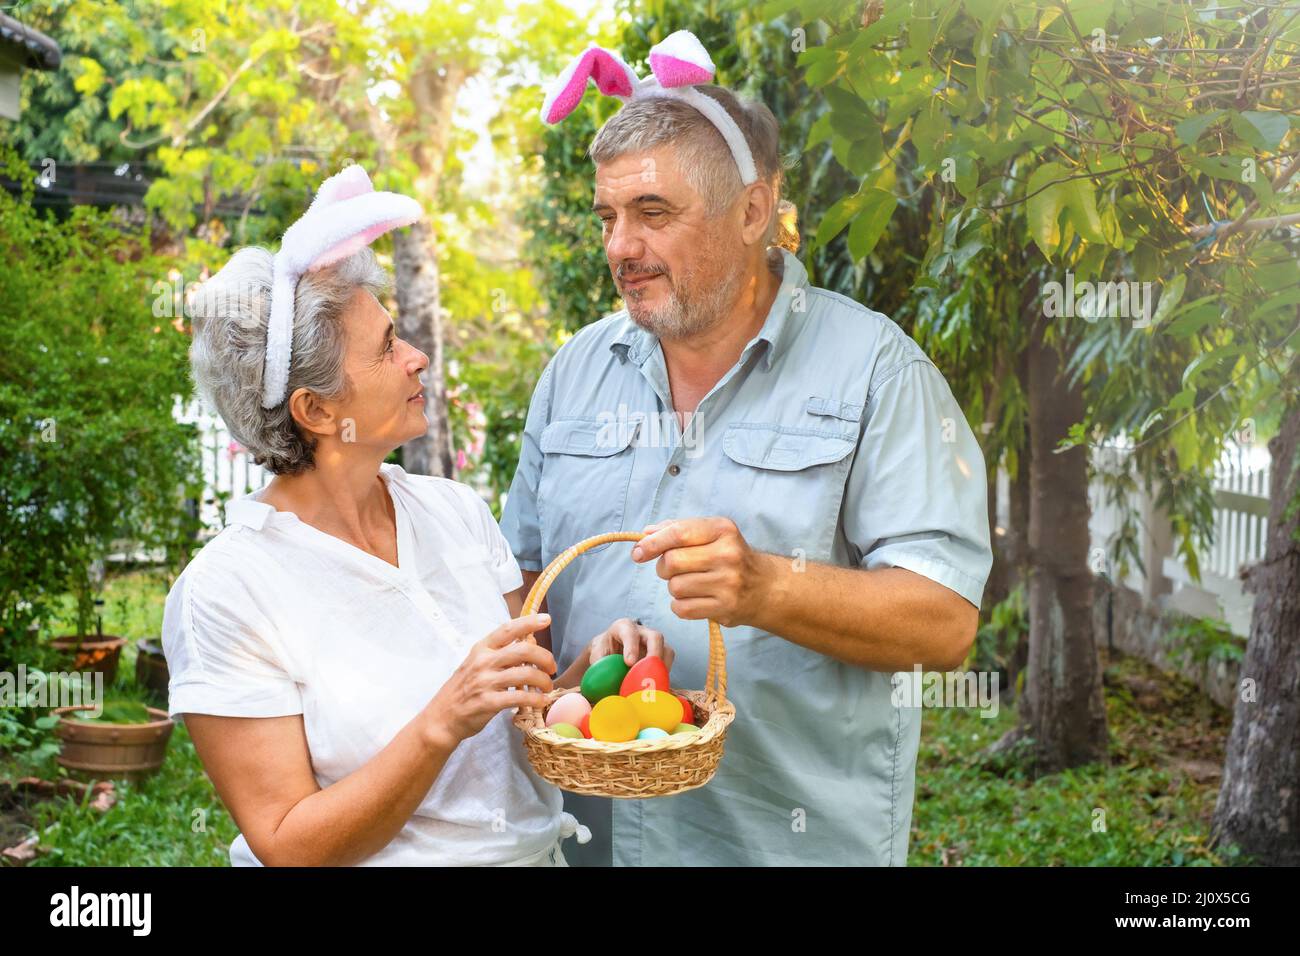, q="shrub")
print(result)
[0,148,200,668]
